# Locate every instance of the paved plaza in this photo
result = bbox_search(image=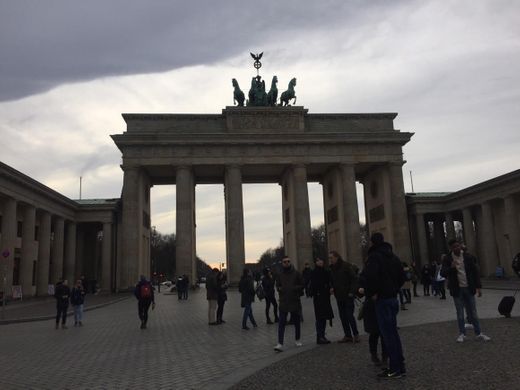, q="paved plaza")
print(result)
[0,284,519,389]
